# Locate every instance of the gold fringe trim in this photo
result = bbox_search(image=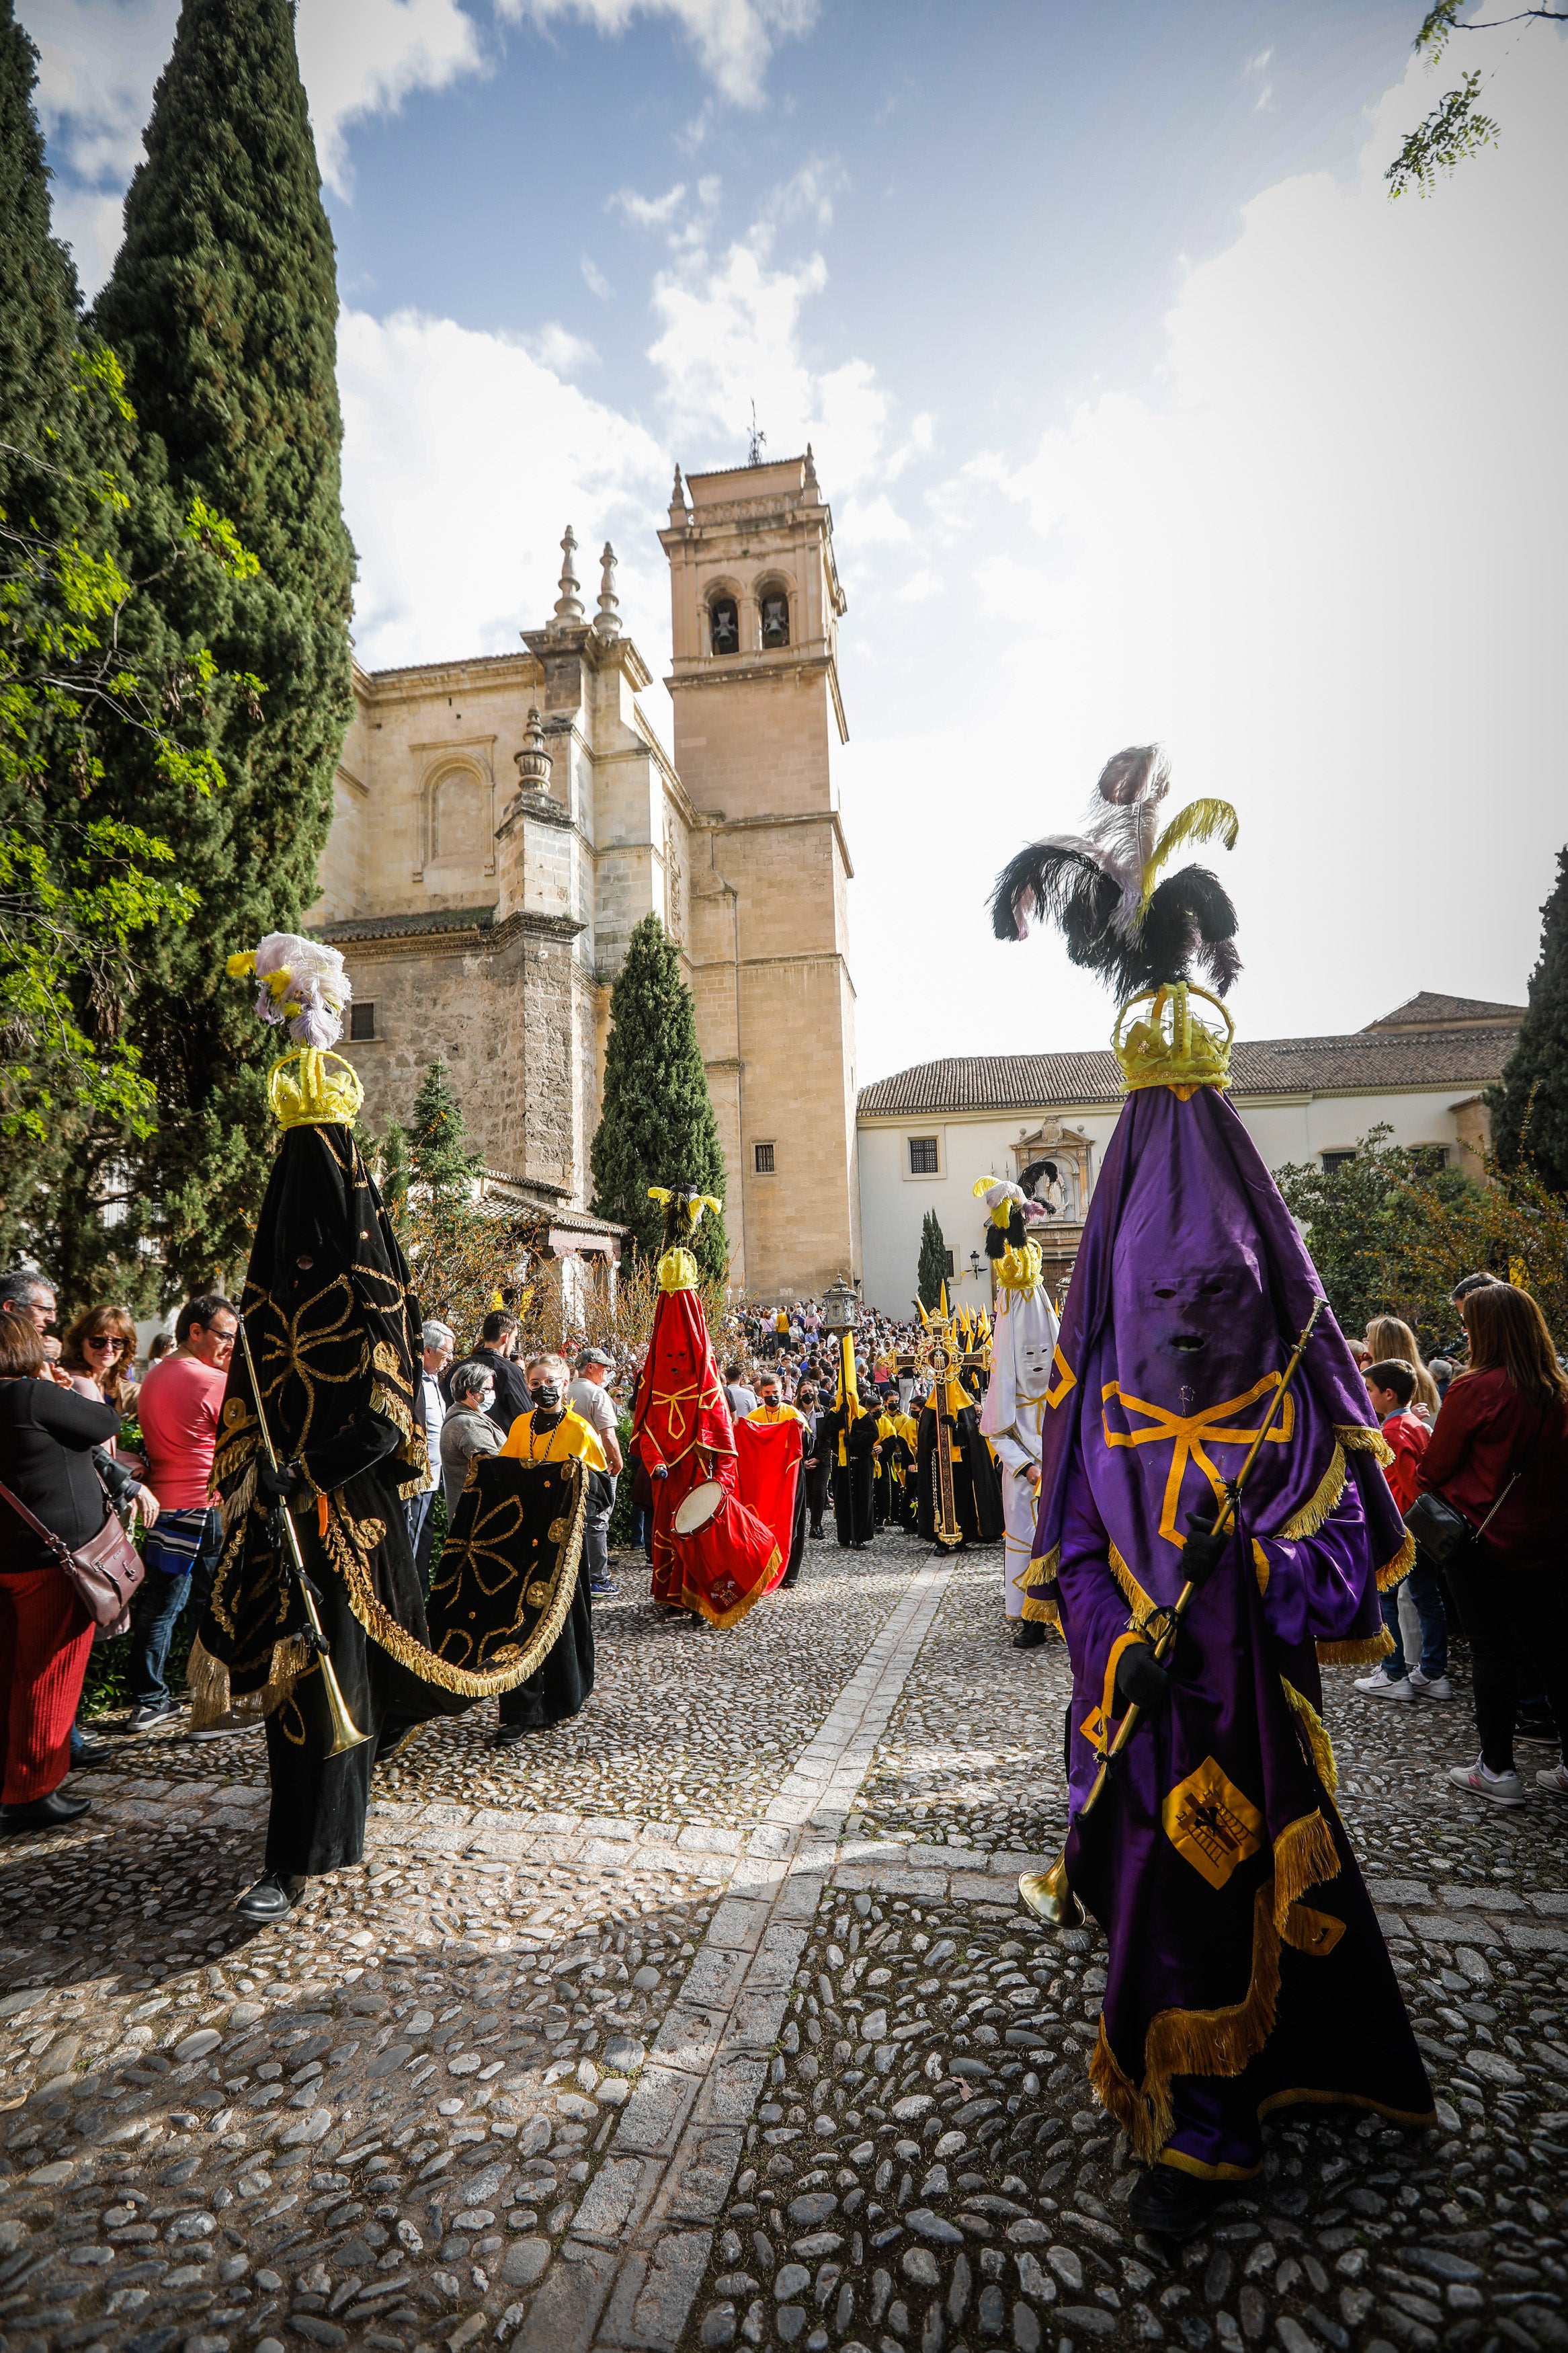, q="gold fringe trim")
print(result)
[1272,1807,1341,1931]
[1317,1627,1395,1665]
[1377,1527,1415,1593]
[1108,1543,1157,1627]
[217,1457,257,1542]
[325,1470,586,1699]
[1020,1593,1061,1629]
[1022,1544,1061,1593]
[1281,1443,1346,1540]
[185,1632,313,1731]
[1337,1422,1395,1467]
[1090,1881,1282,2161]
[1281,1679,1338,1796]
